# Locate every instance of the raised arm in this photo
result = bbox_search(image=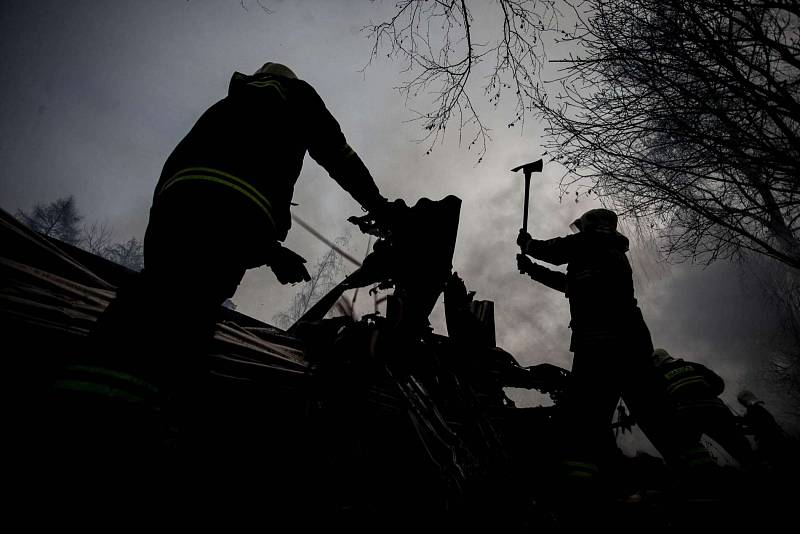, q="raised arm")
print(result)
[517,230,580,266]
